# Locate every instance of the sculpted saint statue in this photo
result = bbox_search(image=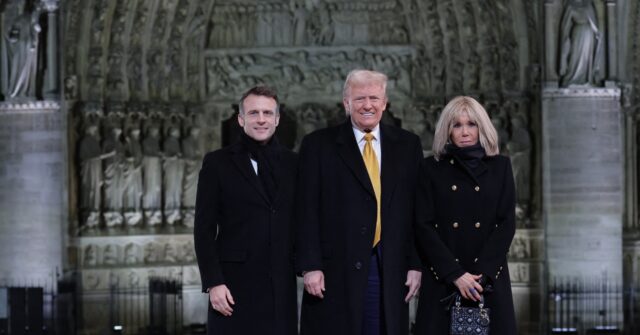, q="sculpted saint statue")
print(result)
[181,126,203,227]
[78,124,114,228]
[102,125,126,227]
[3,3,41,99]
[142,125,163,226]
[163,126,184,225]
[123,127,144,226]
[558,0,602,87]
